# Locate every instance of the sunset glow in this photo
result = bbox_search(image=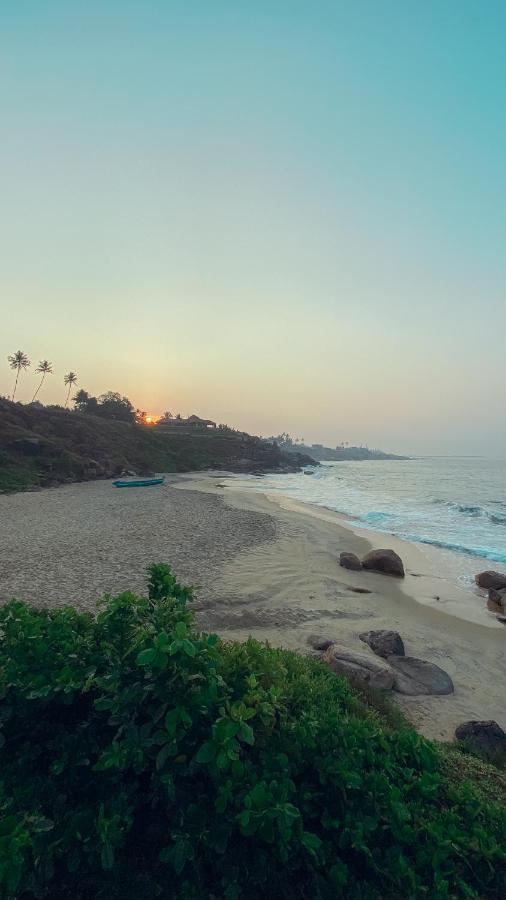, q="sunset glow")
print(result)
[1,3,505,455]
